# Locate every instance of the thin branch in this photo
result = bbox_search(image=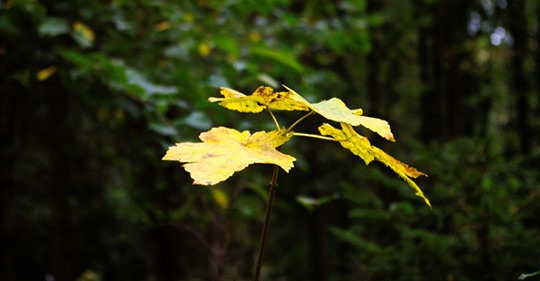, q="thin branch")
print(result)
[253,157,281,281]
[286,110,315,132]
[291,132,347,142]
[267,108,280,130]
